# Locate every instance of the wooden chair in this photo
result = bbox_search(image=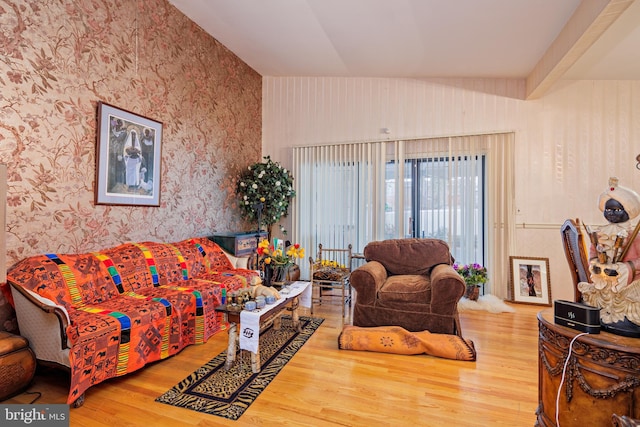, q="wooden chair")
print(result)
[309,244,353,317]
[560,218,591,302]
